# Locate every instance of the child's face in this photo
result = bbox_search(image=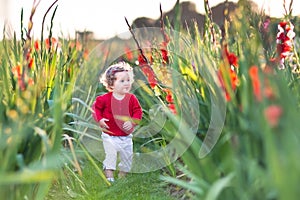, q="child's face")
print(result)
[112,71,132,95]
